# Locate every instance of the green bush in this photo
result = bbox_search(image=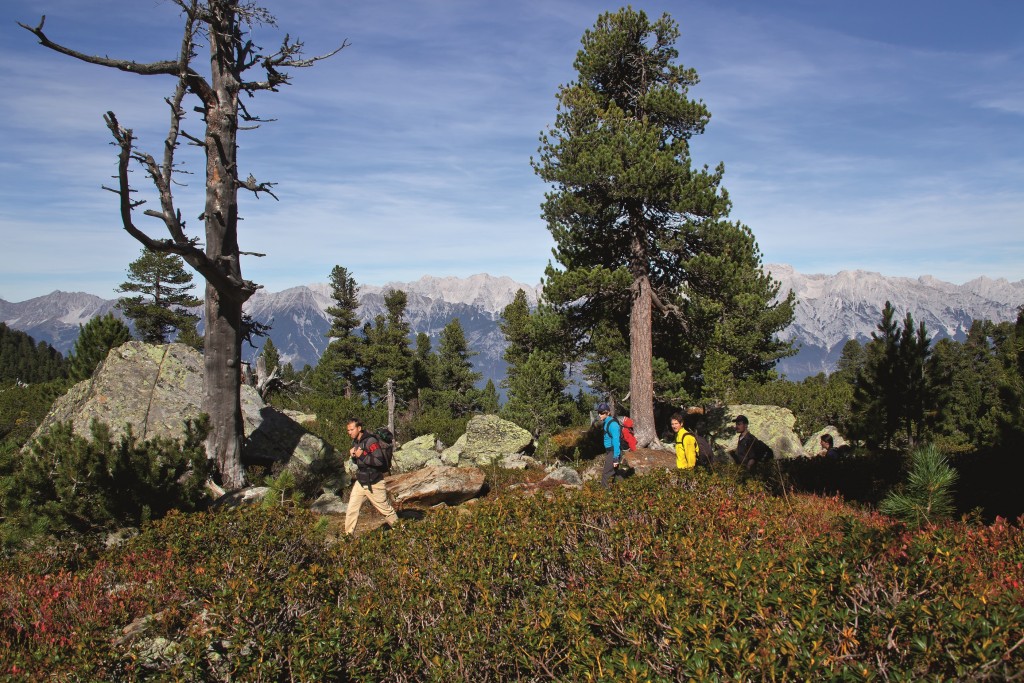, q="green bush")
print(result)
[2,473,1022,681]
[1,418,210,547]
